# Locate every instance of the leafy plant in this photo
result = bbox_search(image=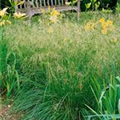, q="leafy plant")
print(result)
[0,30,20,98]
[116,3,120,13]
[85,0,101,11]
[85,63,120,120]
[8,0,25,13]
